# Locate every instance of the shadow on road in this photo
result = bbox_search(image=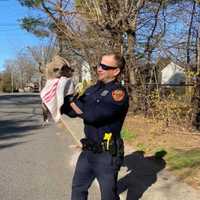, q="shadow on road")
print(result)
[0,119,41,140]
[0,111,42,119]
[0,141,28,150]
[118,151,166,200]
[0,94,41,105]
[0,94,43,141]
